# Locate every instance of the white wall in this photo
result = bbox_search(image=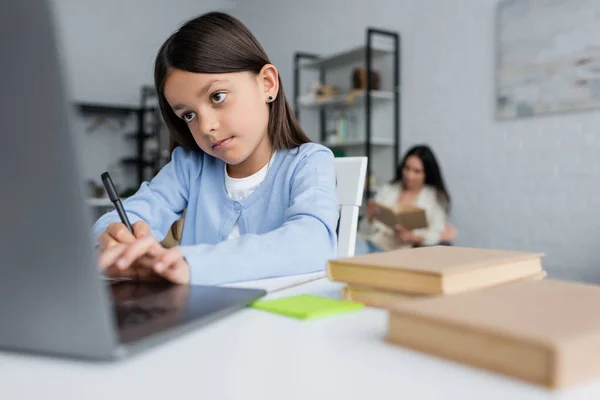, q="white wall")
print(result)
[49,0,235,189]
[234,0,600,283]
